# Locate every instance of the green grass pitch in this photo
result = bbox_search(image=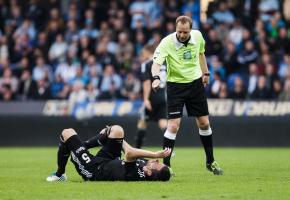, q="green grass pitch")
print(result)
[0,147,289,200]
